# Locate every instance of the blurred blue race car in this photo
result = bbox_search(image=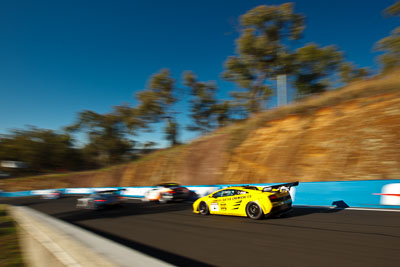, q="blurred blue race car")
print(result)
[41,189,63,200]
[76,189,125,210]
